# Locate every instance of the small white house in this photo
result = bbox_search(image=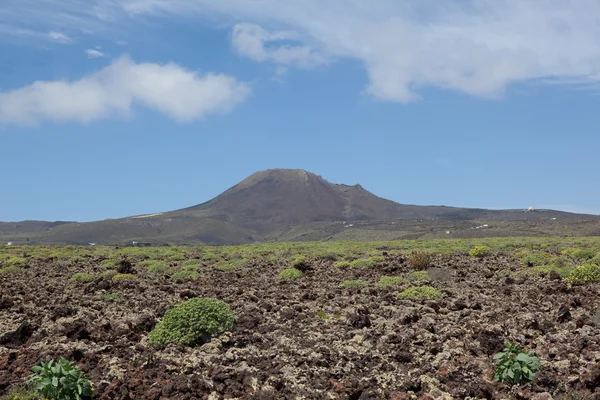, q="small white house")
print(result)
[6,242,12,246]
